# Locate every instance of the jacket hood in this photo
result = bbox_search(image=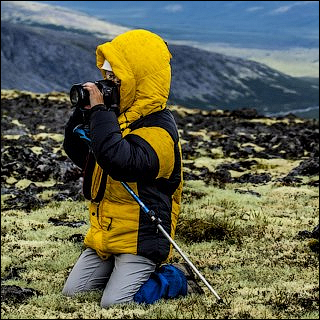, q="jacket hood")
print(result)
[96,29,172,132]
